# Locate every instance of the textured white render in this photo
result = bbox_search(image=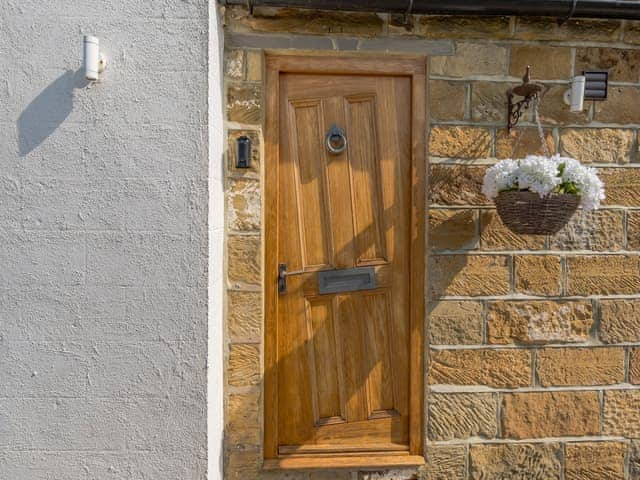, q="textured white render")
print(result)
[1,1,211,478]
[208,3,225,480]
